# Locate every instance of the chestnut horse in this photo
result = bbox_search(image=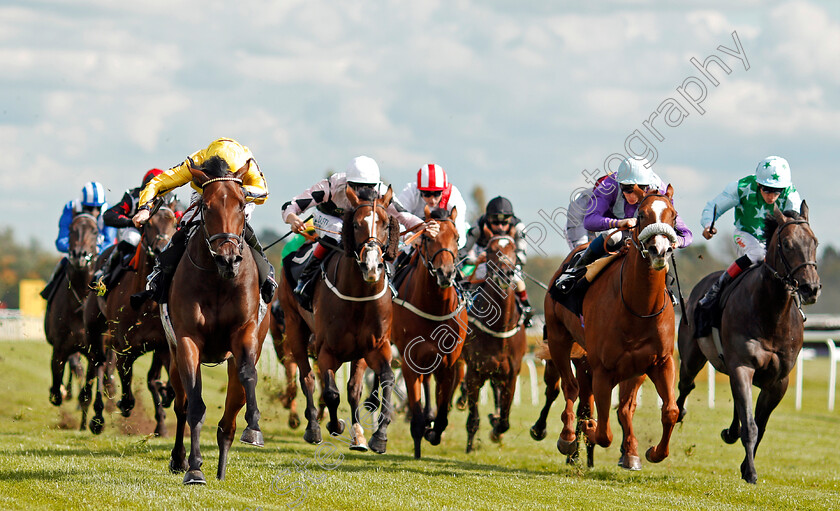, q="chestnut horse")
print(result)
[676,203,820,483]
[84,204,177,436]
[393,206,467,458]
[545,187,681,470]
[45,213,107,431]
[280,185,399,453]
[464,232,528,453]
[165,159,270,484]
